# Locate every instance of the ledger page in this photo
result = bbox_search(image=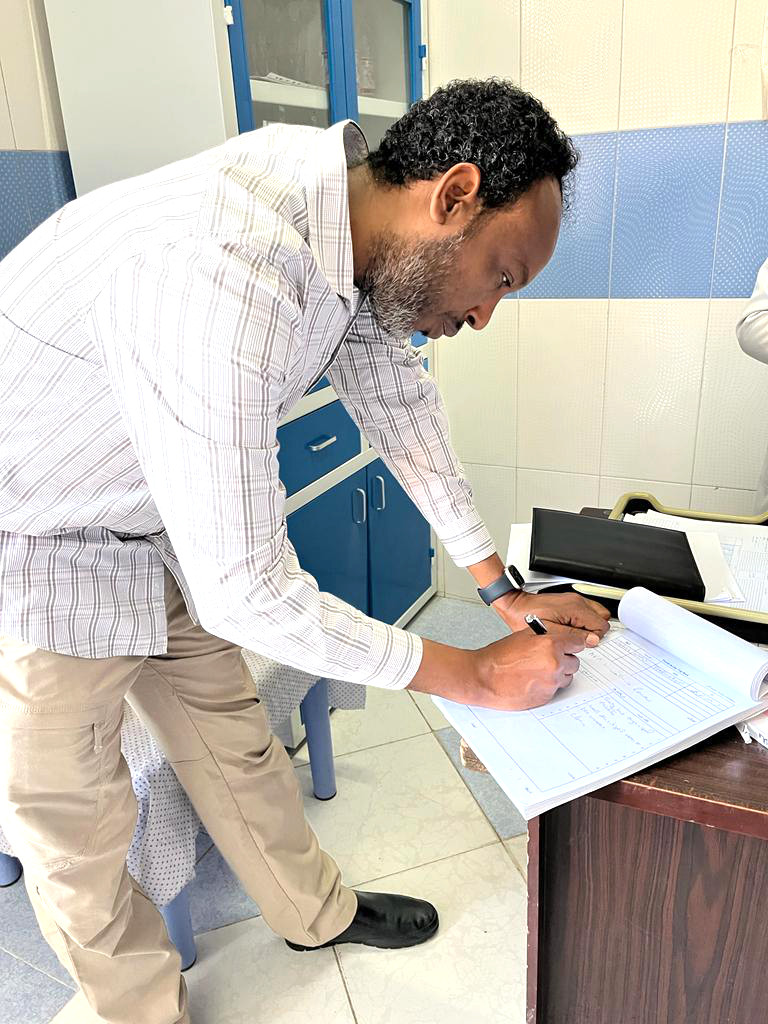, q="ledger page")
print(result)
[435,625,766,819]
